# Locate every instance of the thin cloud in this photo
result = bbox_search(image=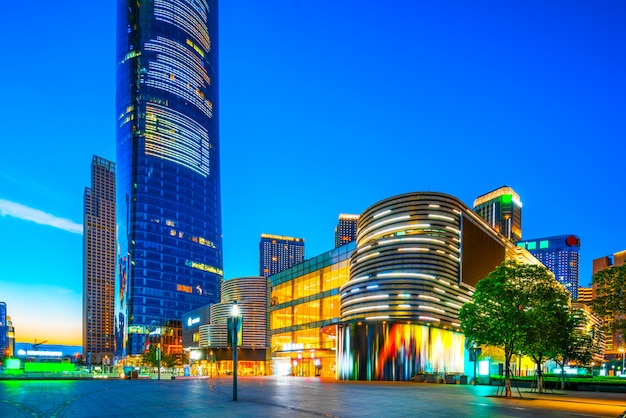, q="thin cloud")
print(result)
[0,199,82,234]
